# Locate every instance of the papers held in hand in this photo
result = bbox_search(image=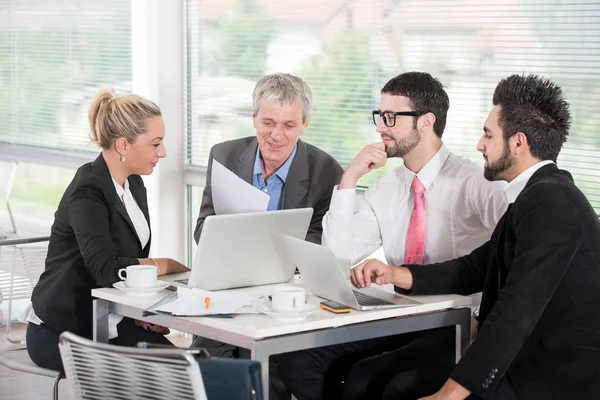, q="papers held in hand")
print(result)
[211,160,269,215]
[155,286,262,316]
